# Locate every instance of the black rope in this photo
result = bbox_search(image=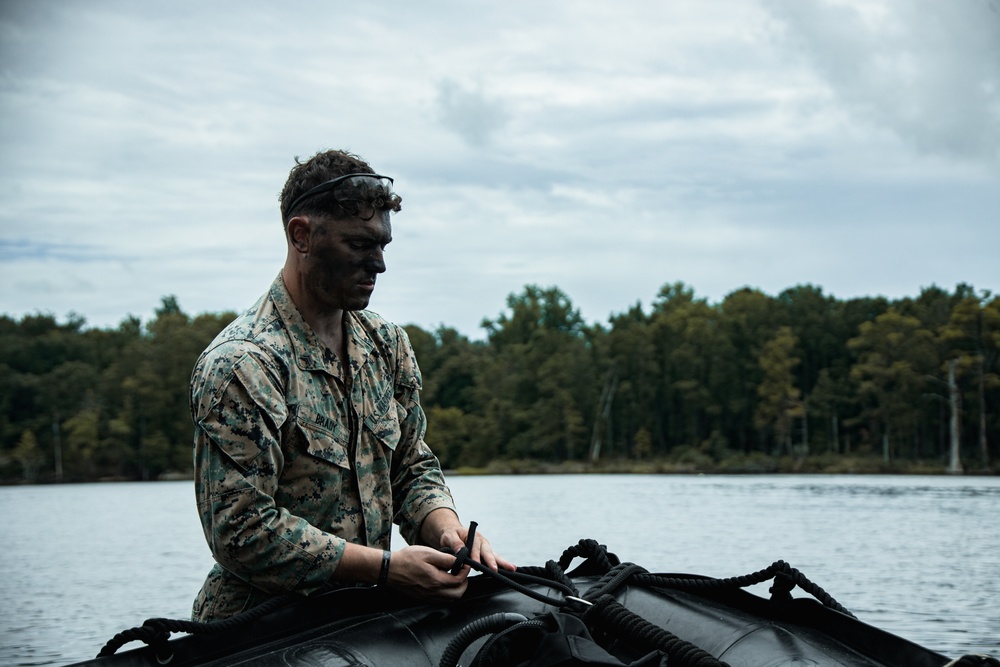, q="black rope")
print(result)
[631,559,855,618]
[556,539,619,574]
[583,563,650,602]
[449,553,576,607]
[97,592,298,658]
[544,558,581,596]
[584,594,730,667]
[505,561,578,596]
